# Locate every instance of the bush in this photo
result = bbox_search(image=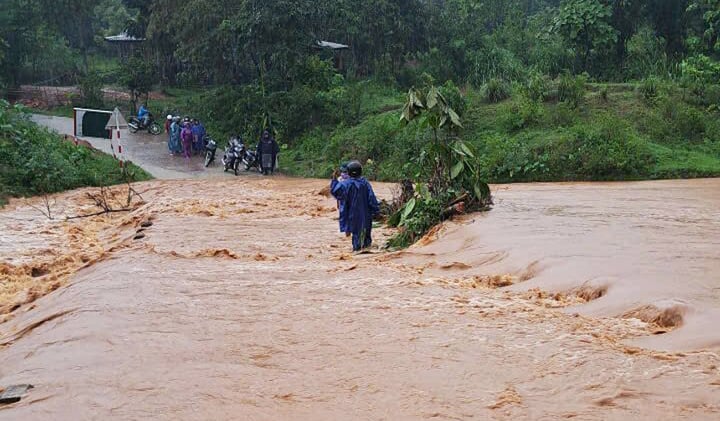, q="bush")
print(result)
[525,72,550,102]
[483,78,512,103]
[0,101,151,203]
[497,96,544,132]
[547,102,579,127]
[440,80,467,117]
[78,73,104,109]
[560,116,655,179]
[556,73,587,107]
[626,25,667,79]
[599,85,609,102]
[638,76,661,103]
